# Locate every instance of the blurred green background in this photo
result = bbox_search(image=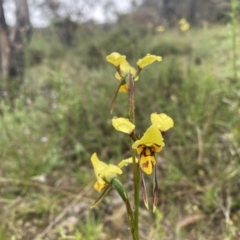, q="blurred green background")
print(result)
[1,0,240,239]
